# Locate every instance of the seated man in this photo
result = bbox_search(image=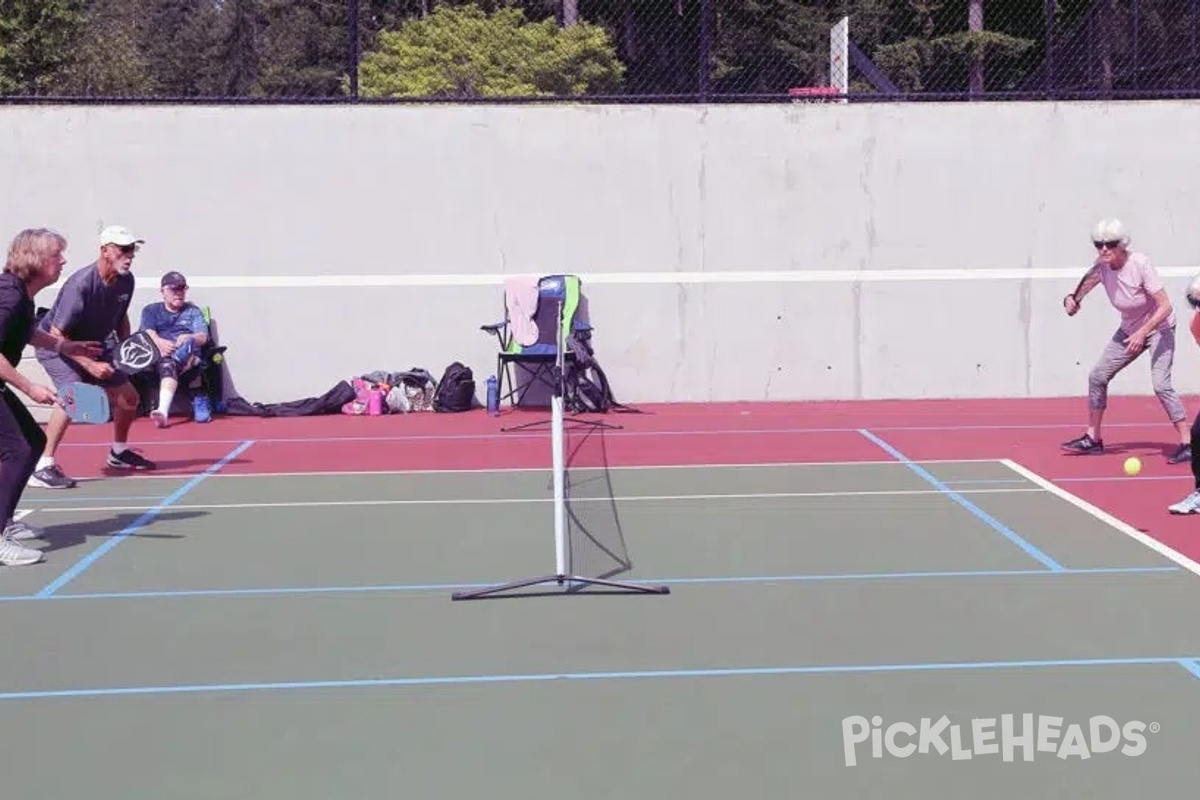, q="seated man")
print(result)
[139,271,211,427]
